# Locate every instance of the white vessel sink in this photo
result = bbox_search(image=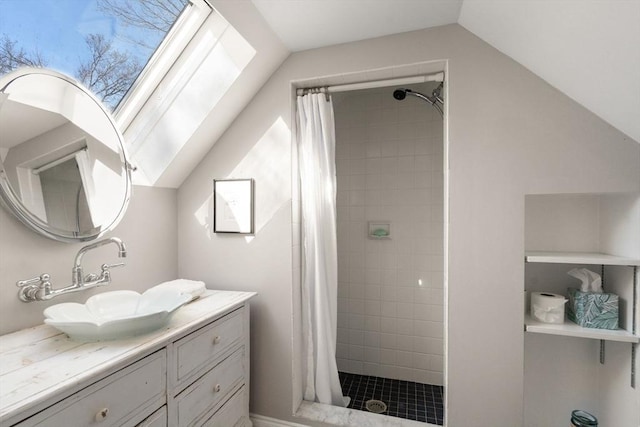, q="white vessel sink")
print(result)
[44,288,192,341]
